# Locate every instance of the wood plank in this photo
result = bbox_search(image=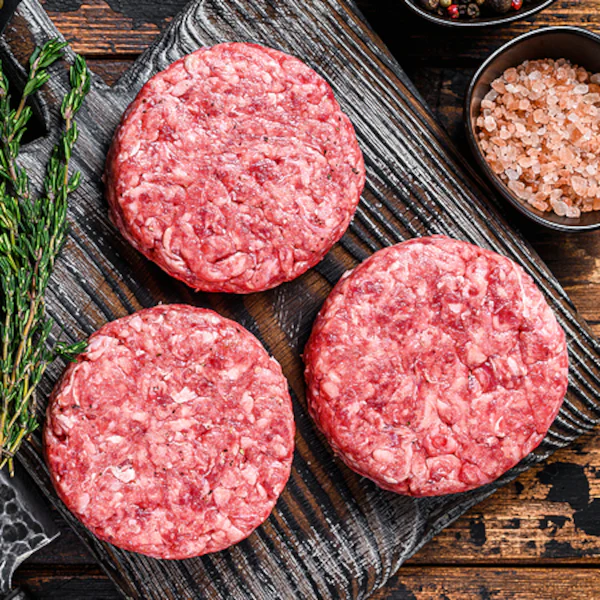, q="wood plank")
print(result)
[374,567,600,599]
[39,0,600,62]
[13,566,120,600]
[86,58,130,86]
[42,0,171,56]
[15,565,600,600]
